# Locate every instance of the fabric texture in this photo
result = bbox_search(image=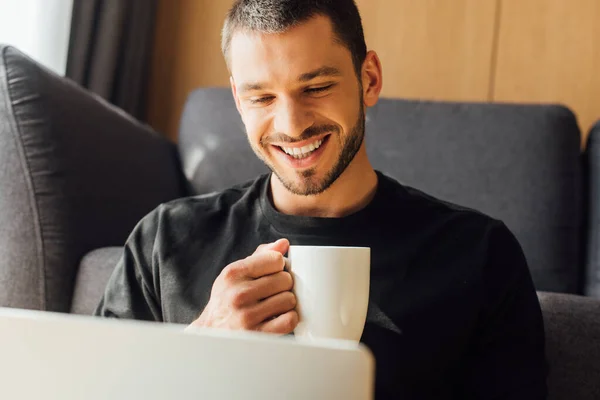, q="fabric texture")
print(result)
[66,0,158,120]
[584,121,600,297]
[96,172,547,399]
[538,292,600,400]
[0,45,185,311]
[178,88,584,294]
[71,247,122,315]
